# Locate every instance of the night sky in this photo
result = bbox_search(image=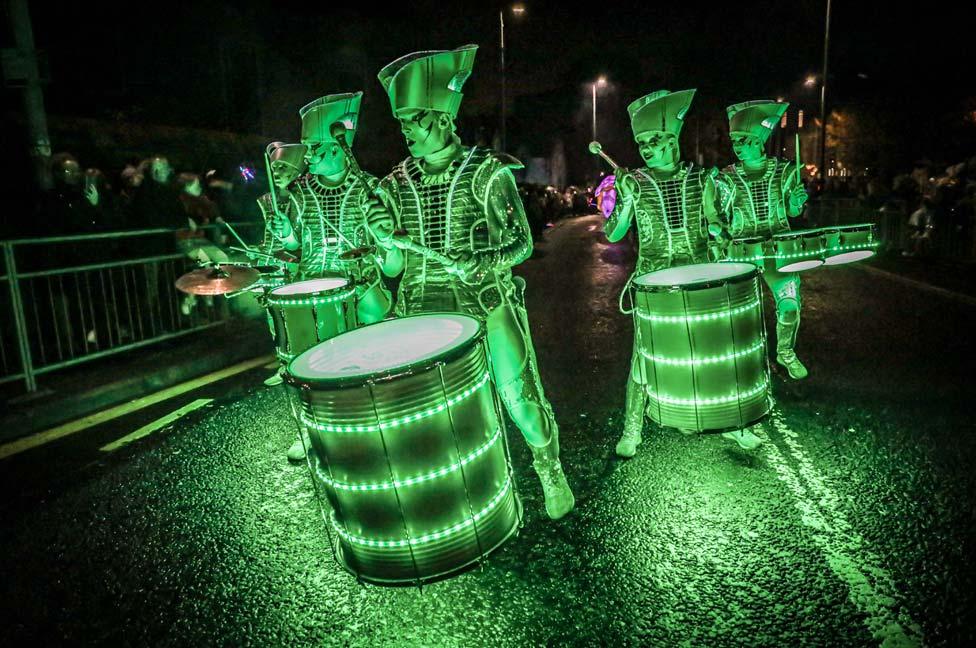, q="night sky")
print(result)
[5,0,975,181]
